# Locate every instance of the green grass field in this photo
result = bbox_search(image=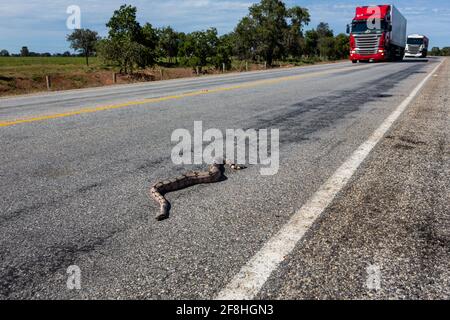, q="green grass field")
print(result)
[0,57,105,77]
[0,57,115,96]
[0,56,98,66]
